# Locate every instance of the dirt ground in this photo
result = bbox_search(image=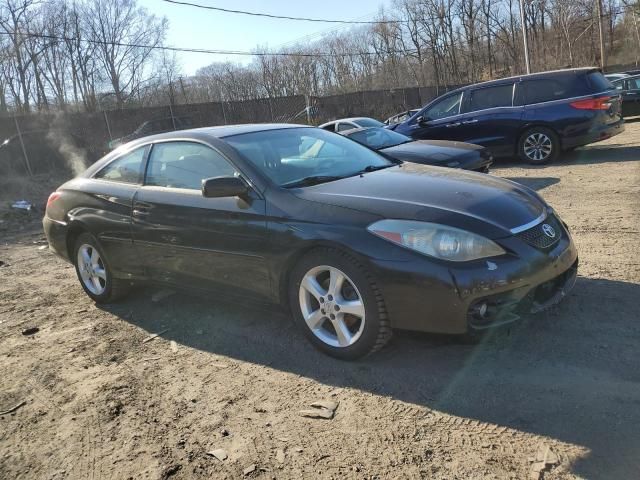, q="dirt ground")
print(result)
[1,122,639,480]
